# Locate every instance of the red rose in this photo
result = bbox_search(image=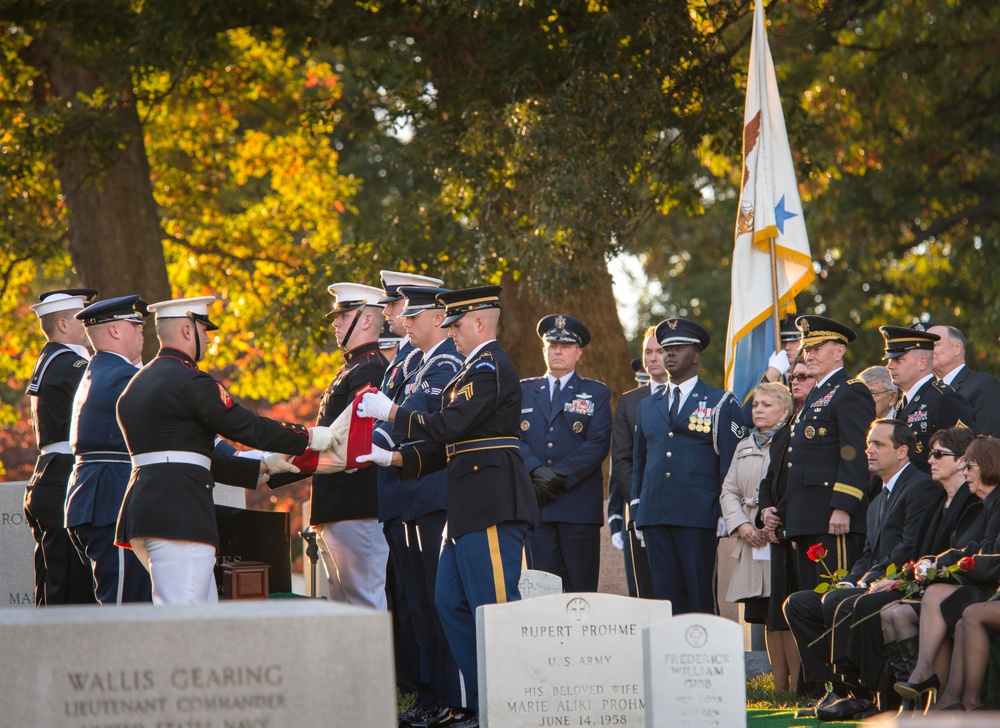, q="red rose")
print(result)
[958,556,976,572]
[901,560,916,576]
[807,544,827,562]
